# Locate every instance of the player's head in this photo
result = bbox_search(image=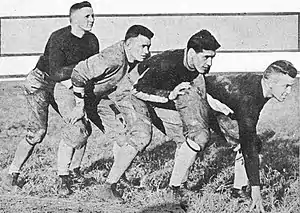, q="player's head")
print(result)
[263,60,297,101]
[124,25,154,62]
[186,29,221,74]
[69,1,94,32]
